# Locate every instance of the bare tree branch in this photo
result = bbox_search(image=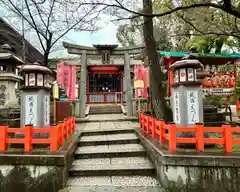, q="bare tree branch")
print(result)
[24,0,46,52]
[80,1,240,19]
